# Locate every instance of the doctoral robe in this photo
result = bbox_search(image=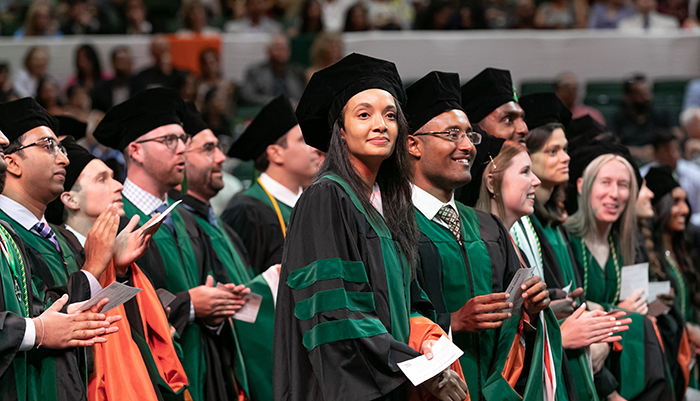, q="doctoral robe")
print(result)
[274,174,449,401]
